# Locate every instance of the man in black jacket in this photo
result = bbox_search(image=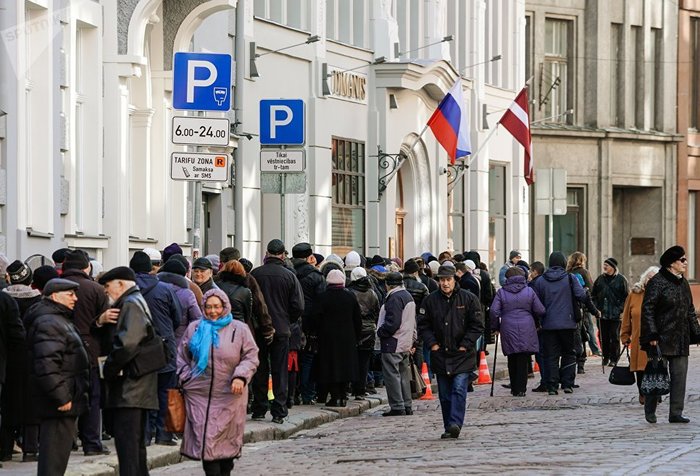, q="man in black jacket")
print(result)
[0,286,24,468]
[25,278,89,475]
[61,250,112,456]
[250,240,304,424]
[98,267,158,476]
[291,242,326,405]
[592,258,629,366]
[418,265,483,439]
